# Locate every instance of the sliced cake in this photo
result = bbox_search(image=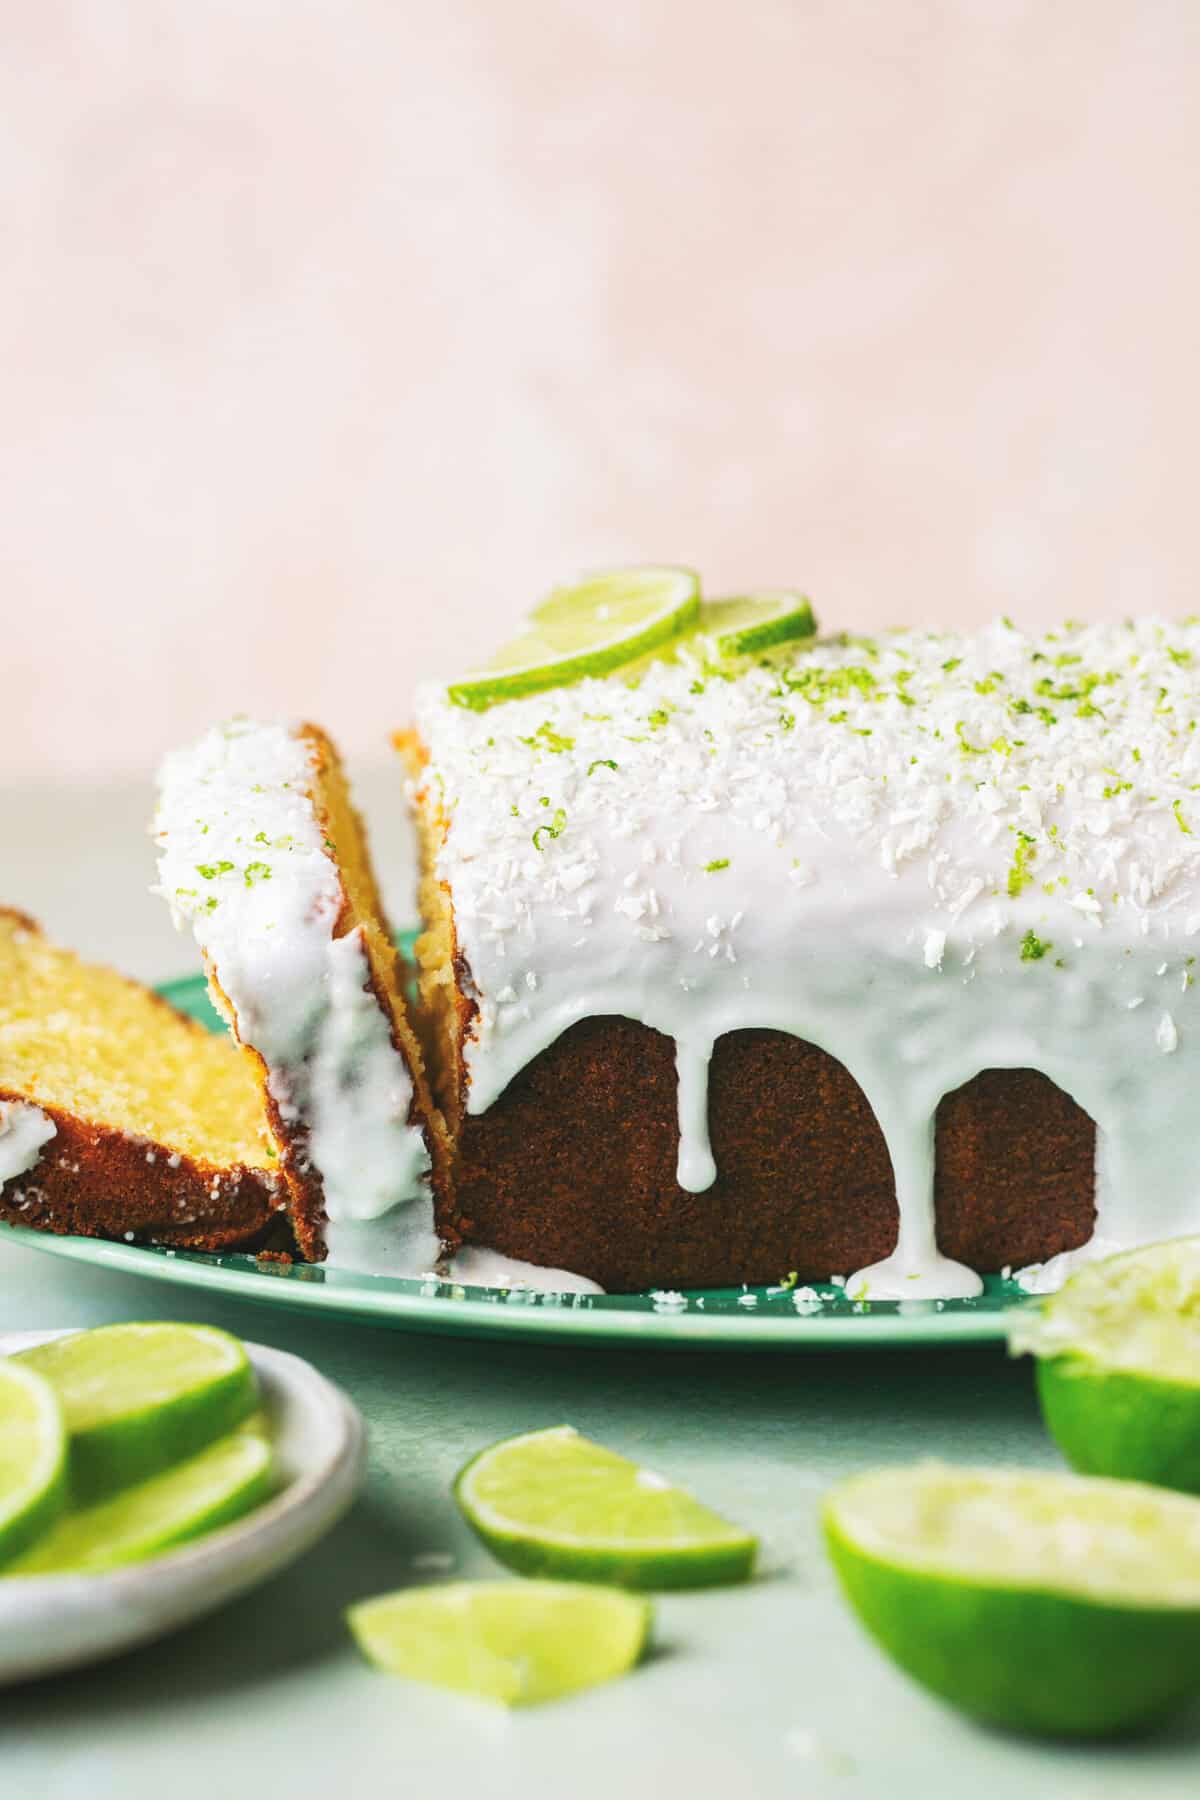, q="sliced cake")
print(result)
[154,719,447,1274]
[402,605,1200,1298]
[0,908,282,1249]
